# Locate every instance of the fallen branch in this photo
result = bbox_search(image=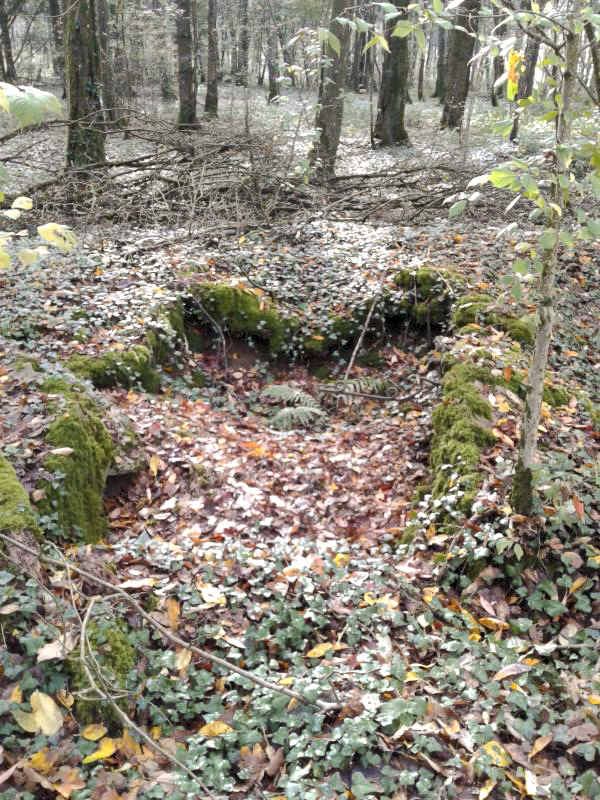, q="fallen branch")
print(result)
[0,532,340,713]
